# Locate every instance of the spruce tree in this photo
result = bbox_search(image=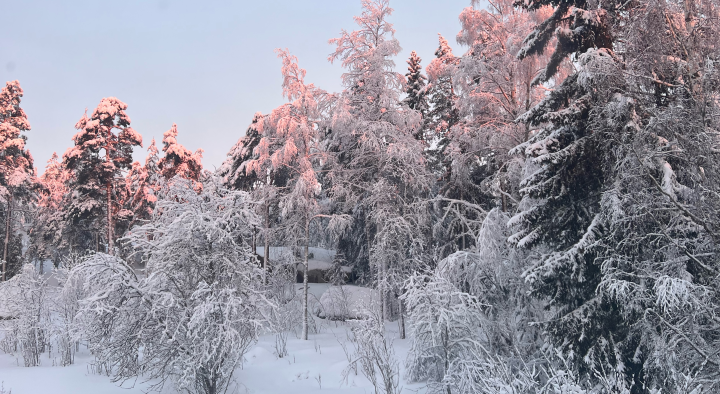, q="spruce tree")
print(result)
[125,138,161,227]
[425,35,459,155]
[509,0,720,389]
[403,50,428,140]
[217,113,264,192]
